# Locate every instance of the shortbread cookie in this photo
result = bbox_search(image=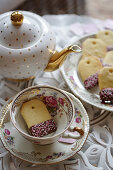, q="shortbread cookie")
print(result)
[103,51,113,66]
[21,99,57,137]
[78,56,103,82]
[82,38,107,58]
[98,67,113,90]
[96,30,113,46]
[99,67,113,103]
